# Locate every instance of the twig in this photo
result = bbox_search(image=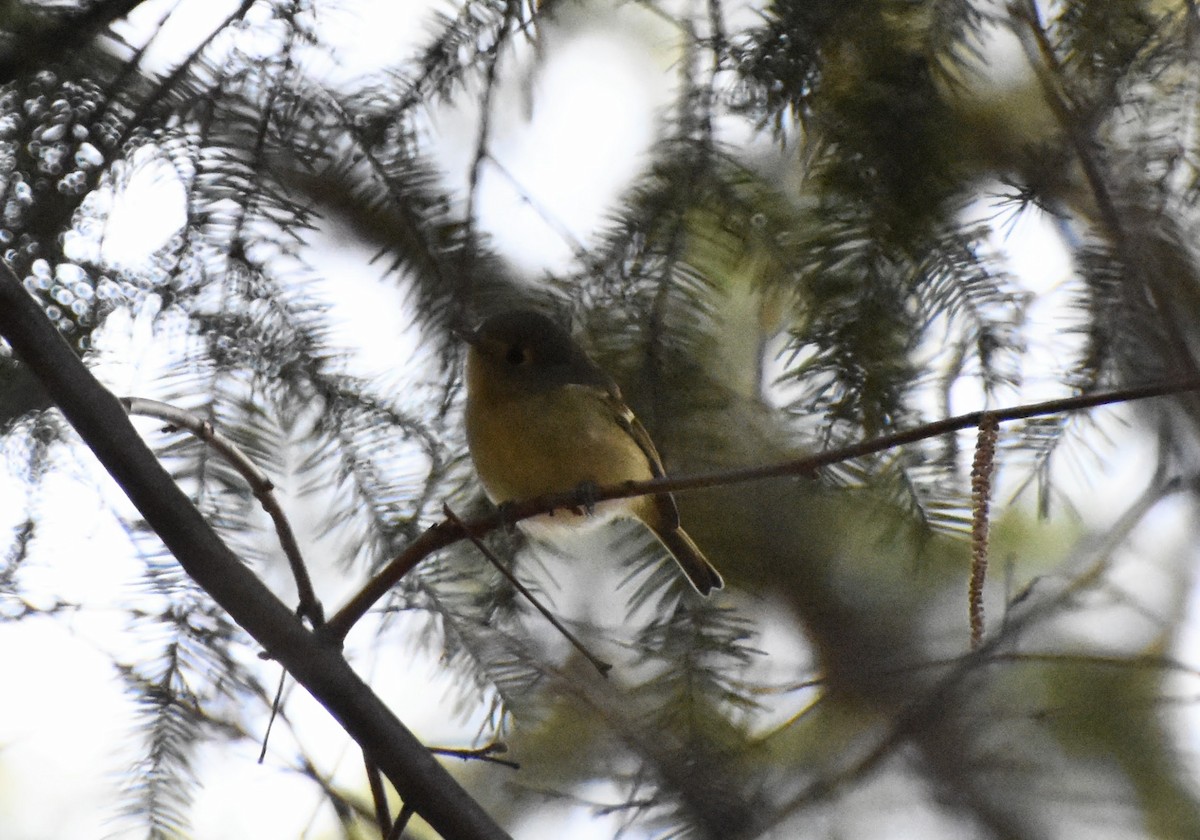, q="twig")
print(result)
[431,741,520,770]
[258,665,288,763]
[322,377,1200,640]
[442,504,613,677]
[120,397,323,628]
[389,804,415,840]
[364,751,393,838]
